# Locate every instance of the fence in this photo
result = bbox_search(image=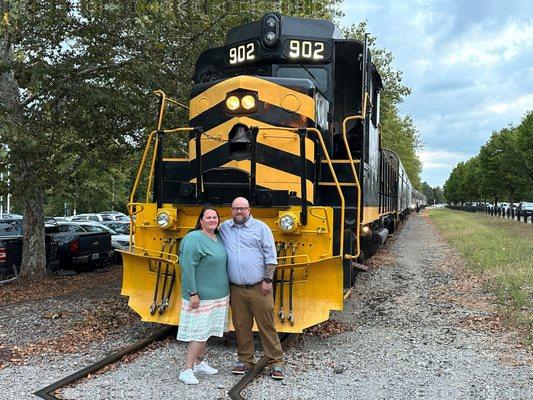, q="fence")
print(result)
[447,205,531,223]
